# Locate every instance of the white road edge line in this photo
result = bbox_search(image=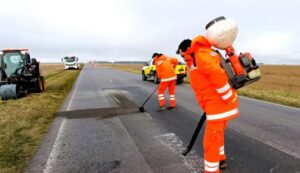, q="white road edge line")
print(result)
[155,133,203,173]
[184,84,299,111]
[66,69,83,111]
[42,118,67,173]
[43,68,83,173]
[105,76,113,83]
[239,96,300,111]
